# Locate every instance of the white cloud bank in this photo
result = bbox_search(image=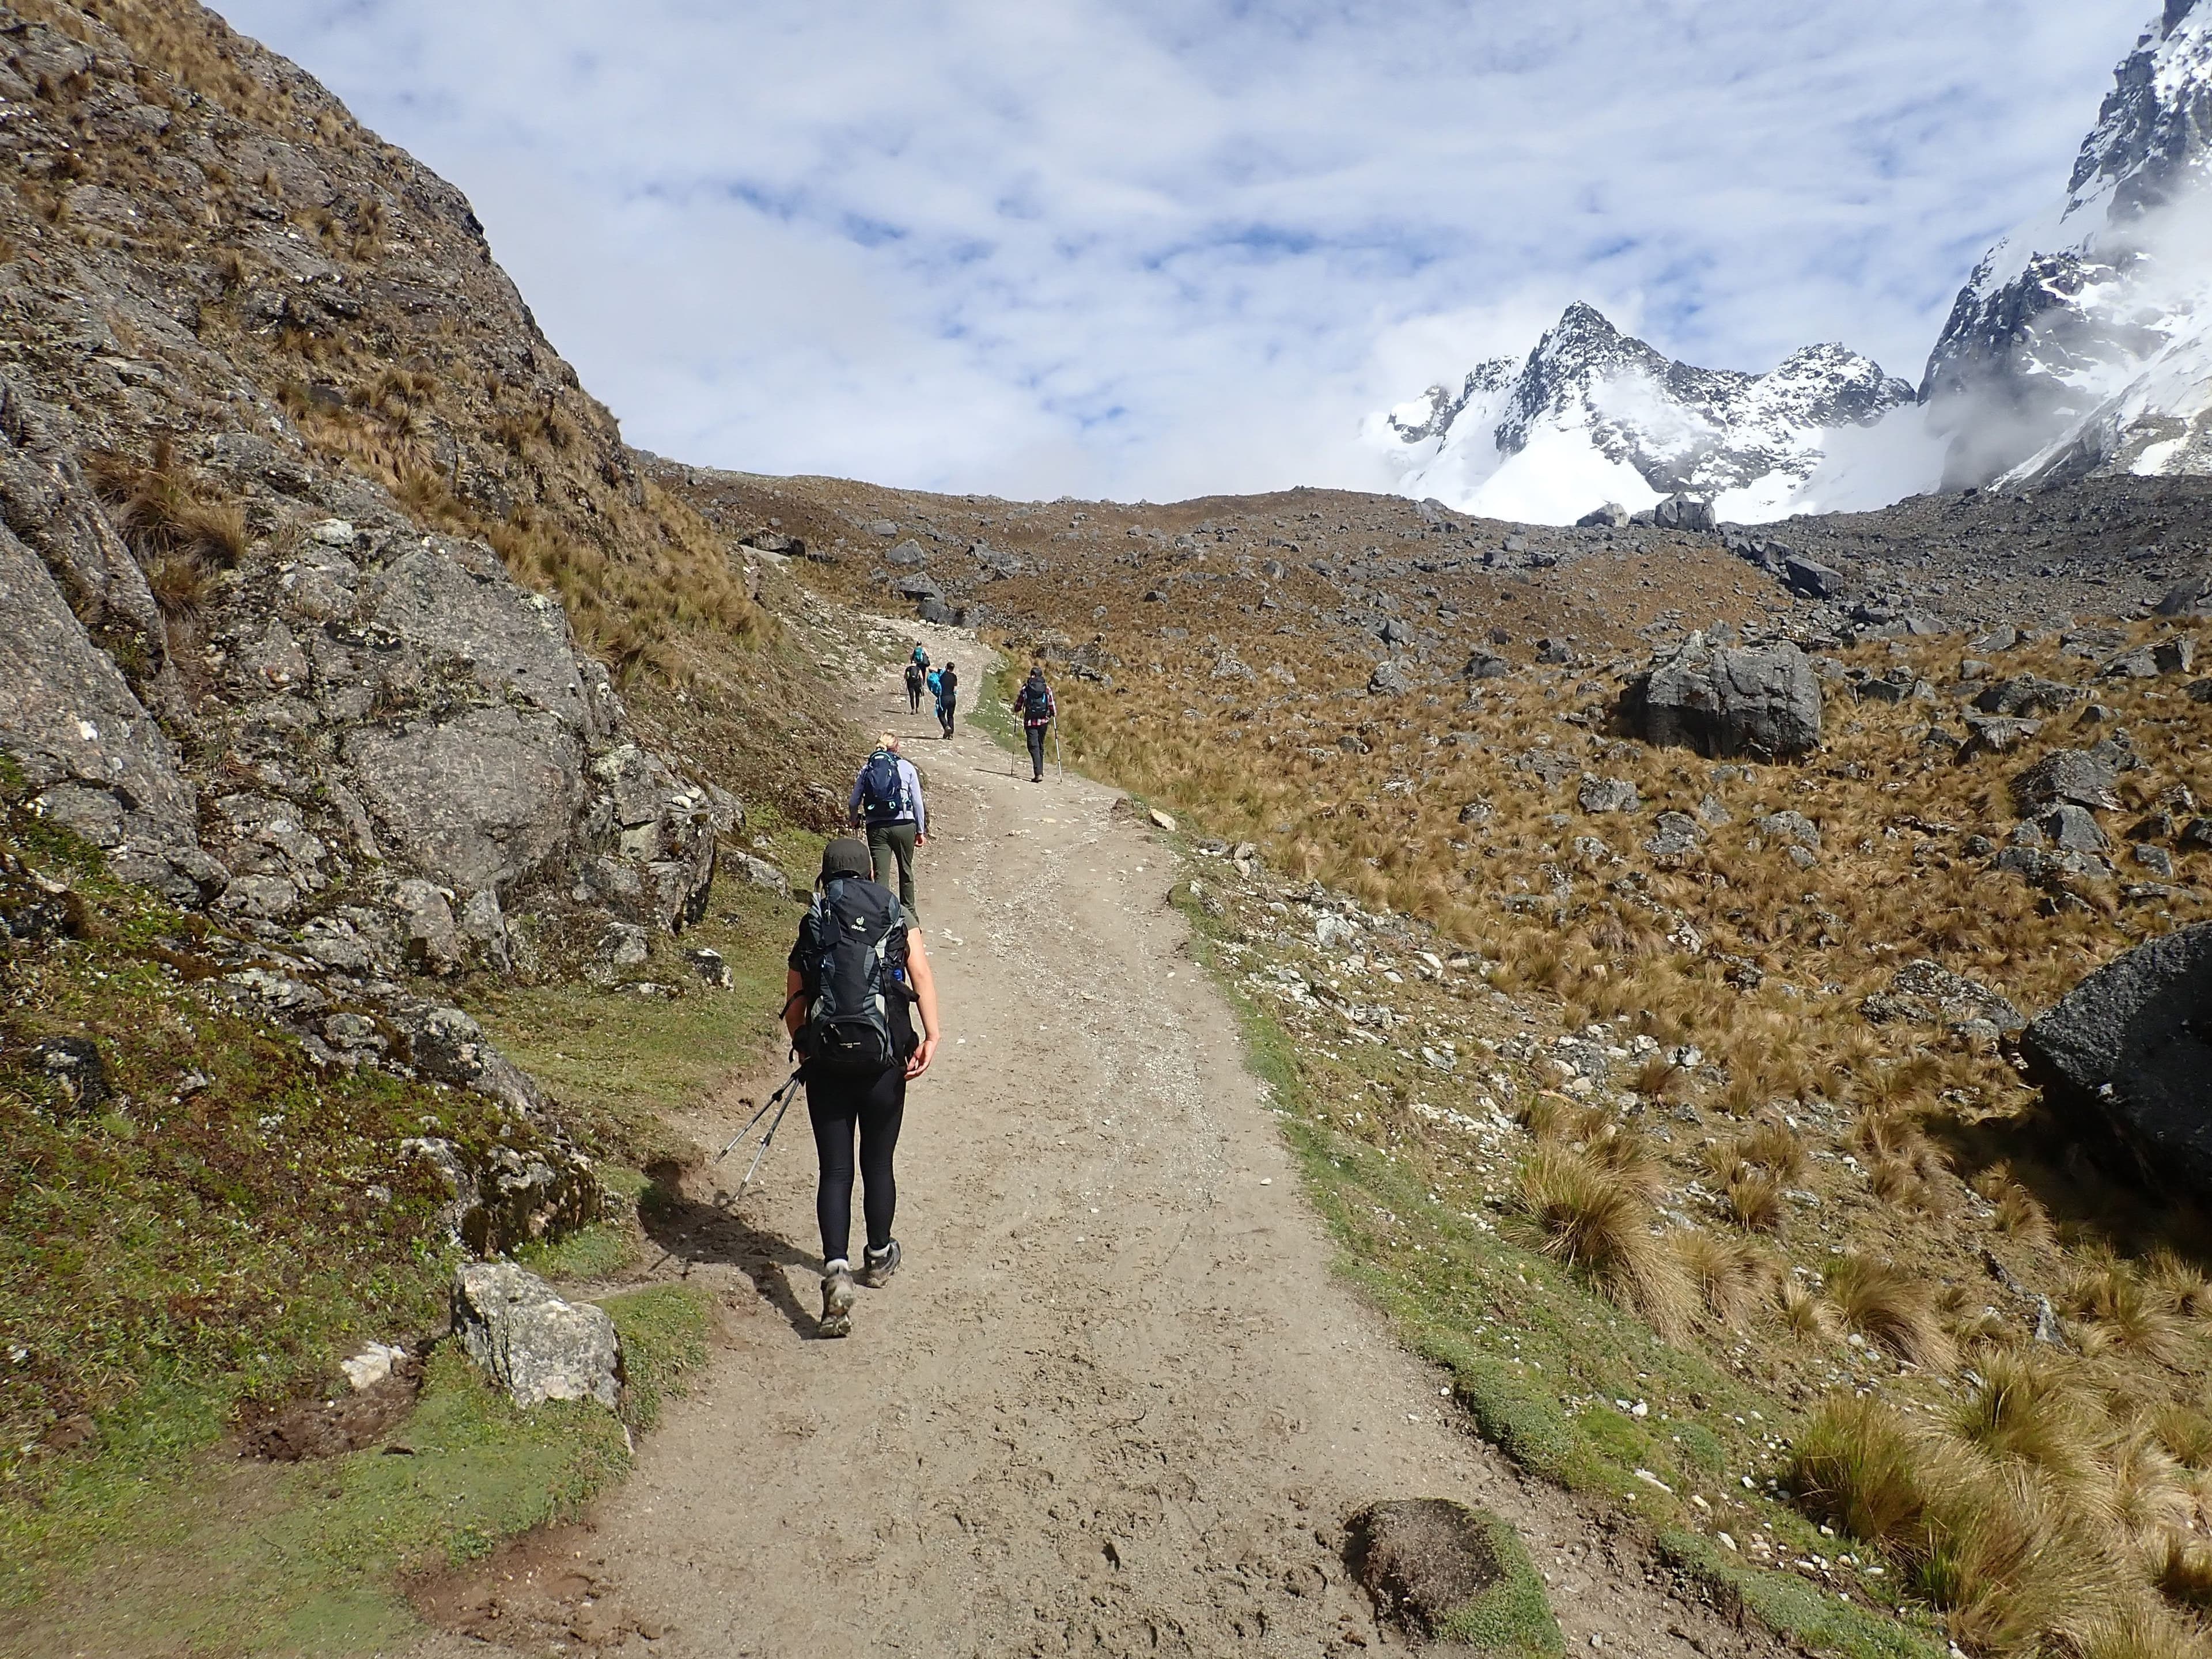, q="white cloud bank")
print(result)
[214,0,2145,503]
